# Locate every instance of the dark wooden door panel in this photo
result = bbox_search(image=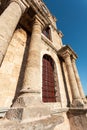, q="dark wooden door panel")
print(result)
[42,56,56,102]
